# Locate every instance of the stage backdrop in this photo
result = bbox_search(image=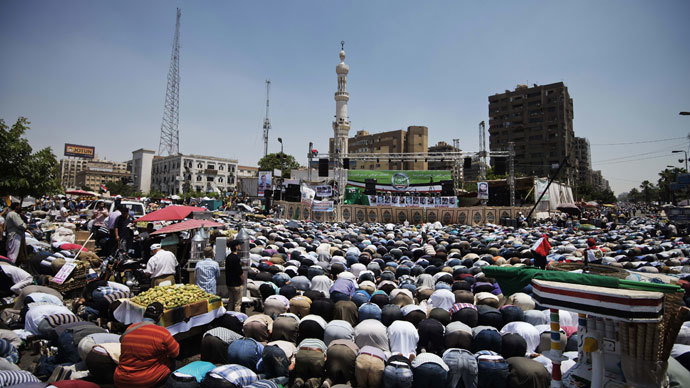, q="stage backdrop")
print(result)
[347,170,452,193]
